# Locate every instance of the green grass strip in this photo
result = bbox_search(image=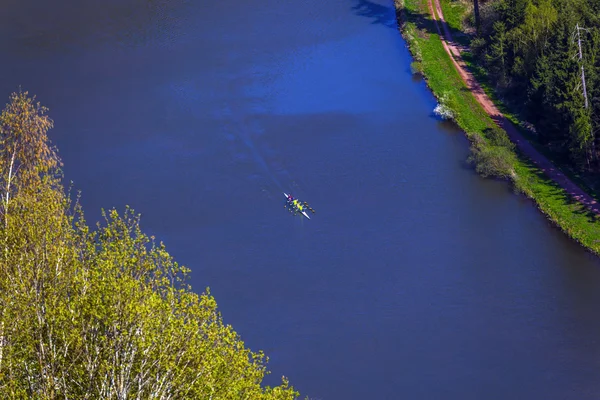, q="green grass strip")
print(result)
[396,0,600,255]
